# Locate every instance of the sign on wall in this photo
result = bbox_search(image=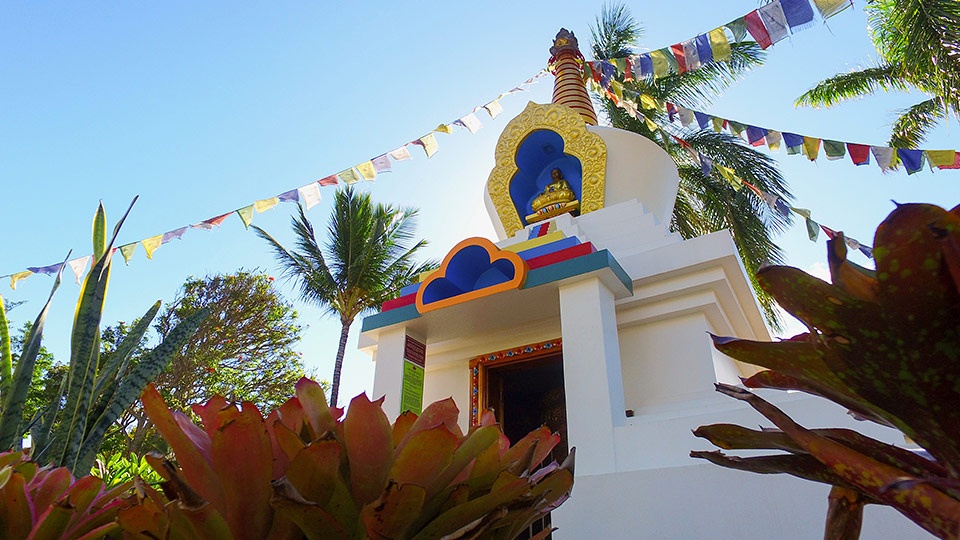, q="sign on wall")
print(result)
[400,335,426,414]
